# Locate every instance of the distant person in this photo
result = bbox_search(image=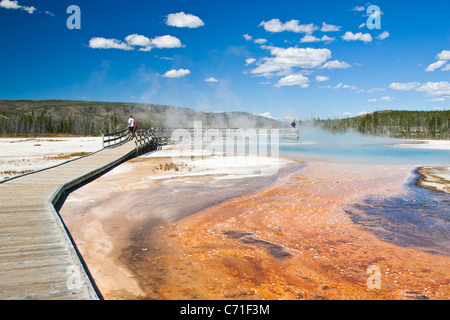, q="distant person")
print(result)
[291,120,296,130]
[271,121,274,129]
[128,115,136,138]
[133,119,138,135]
